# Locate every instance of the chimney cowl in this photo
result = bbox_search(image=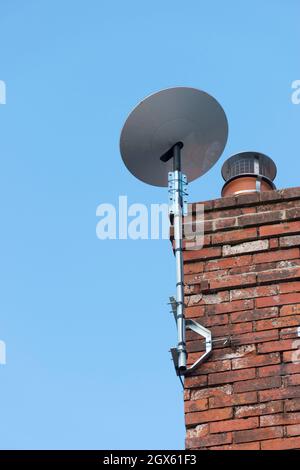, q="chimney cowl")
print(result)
[221,151,277,197]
